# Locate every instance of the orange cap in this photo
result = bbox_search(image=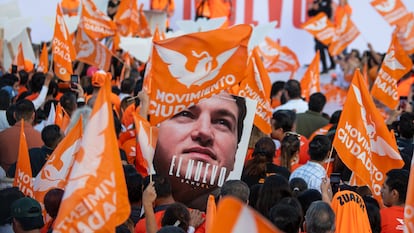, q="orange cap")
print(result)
[92,70,109,87]
[24,60,34,72]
